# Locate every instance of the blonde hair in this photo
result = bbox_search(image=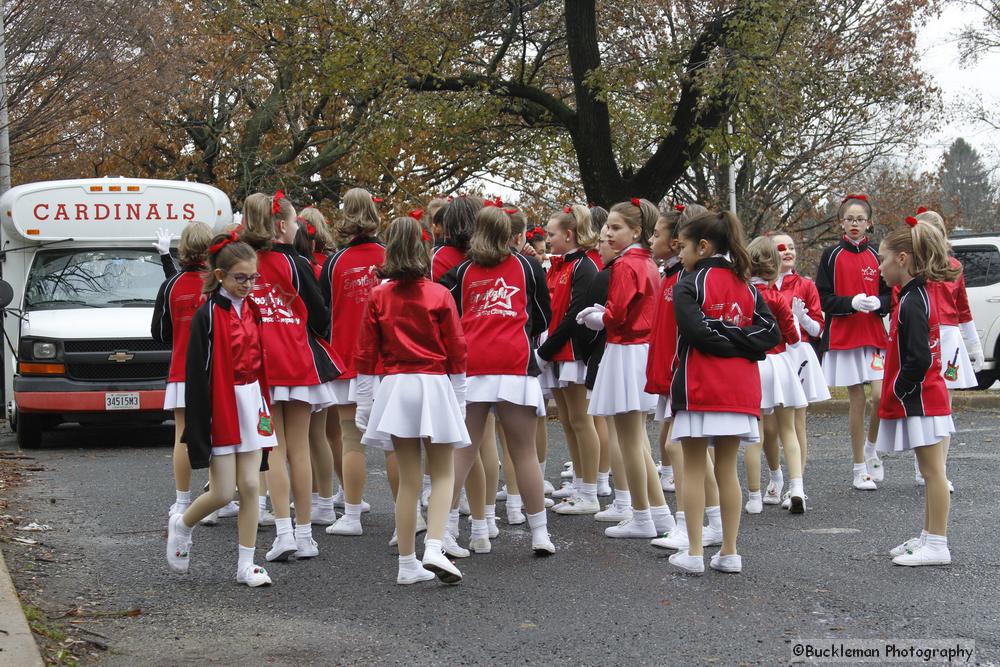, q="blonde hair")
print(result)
[608,198,658,248]
[467,206,512,267]
[178,221,213,267]
[239,193,274,250]
[882,223,960,283]
[381,216,430,281]
[747,236,780,281]
[337,188,381,241]
[299,206,335,252]
[550,204,598,250]
[426,198,449,223]
[915,210,950,249]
